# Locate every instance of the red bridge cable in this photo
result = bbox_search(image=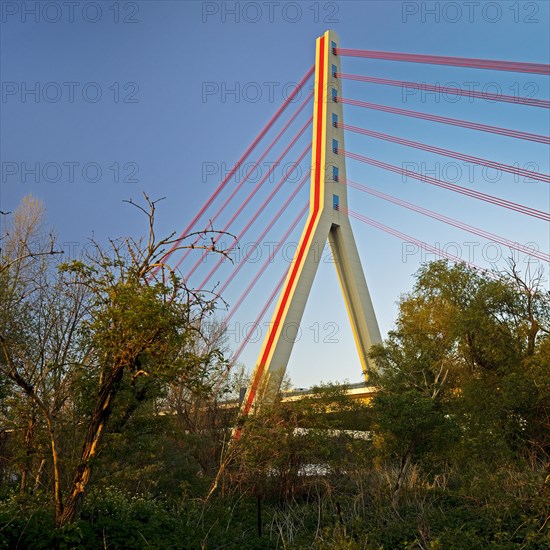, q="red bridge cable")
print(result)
[198,149,311,290]
[153,65,314,273]
[339,123,550,183]
[336,73,550,109]
[336,97,550,144]
[341,149,550,222]
[210,258,291,423]
[217,170,311,296]
[180,118,313,278]
[229,205,308,365]
[224,203,309,327]
[174,90,313,273]
[345,179,550,263]
[231,269,287,366]
[344,208,495,278]
[334,49,550,75]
